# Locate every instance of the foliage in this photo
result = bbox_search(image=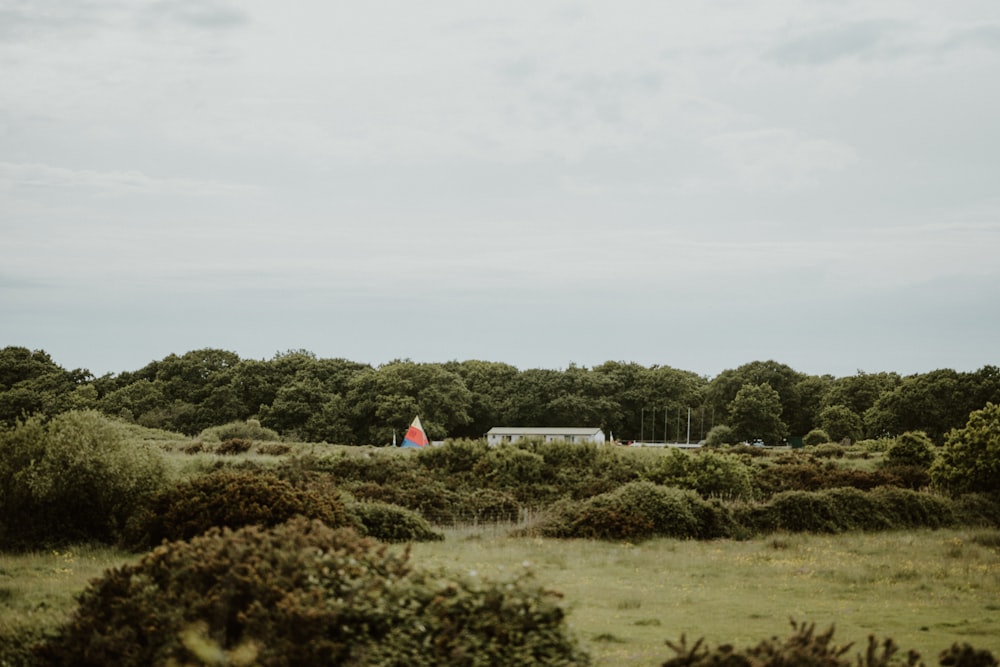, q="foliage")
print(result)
[818,404,864,443]
[931,403,1000,497]
[804,428,832,446]
[728,383,789,446]
[120,469,353,550]
[347,501,444,542]
[39,518,590,667]
[530,481,732,541]
[886,431,937,469]
[661,620,924,667]
[644,448,755,500]
[704,424,737,447]
[0,410,167,549]
[199,419,282,442]
[216,437,253,455]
